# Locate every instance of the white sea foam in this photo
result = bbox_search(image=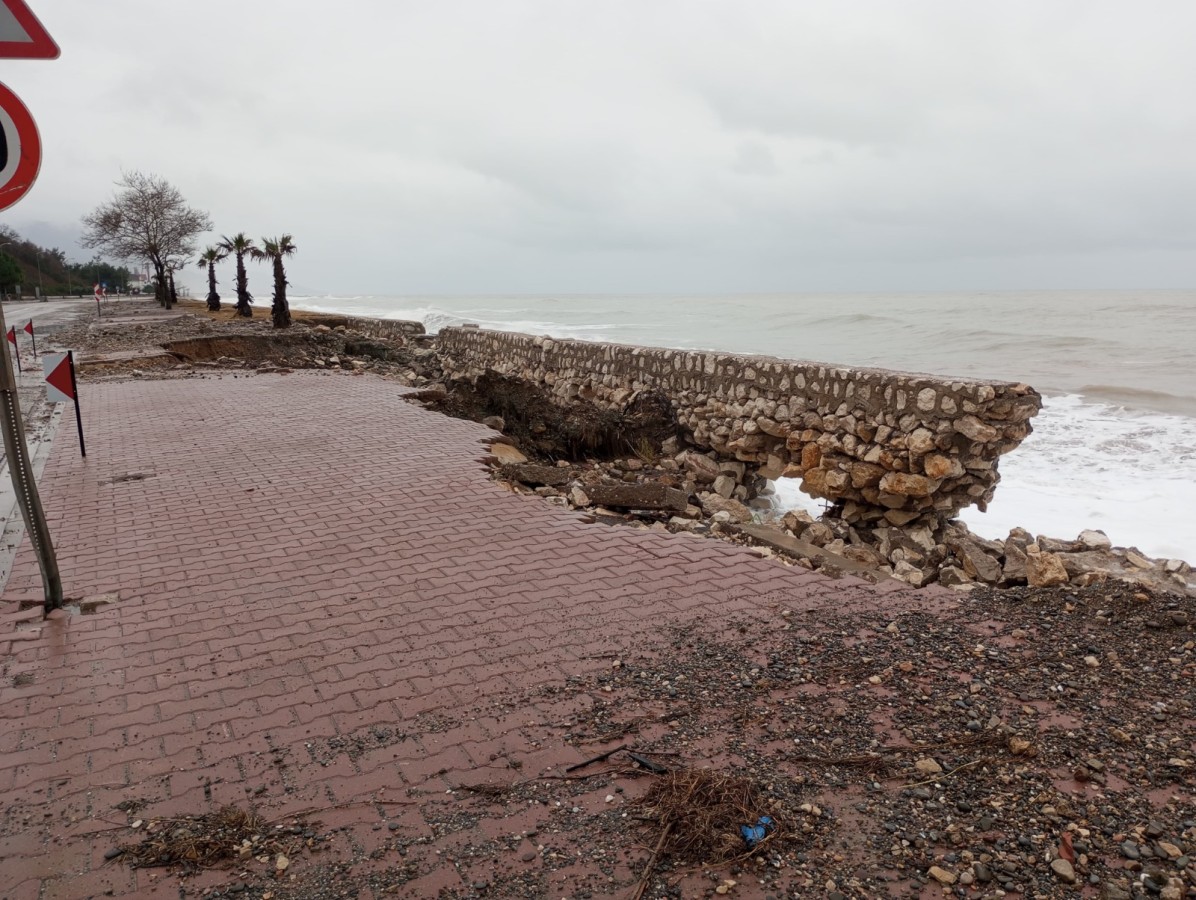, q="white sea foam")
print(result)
[958,394,1196,560]
[773,394,1196,560]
